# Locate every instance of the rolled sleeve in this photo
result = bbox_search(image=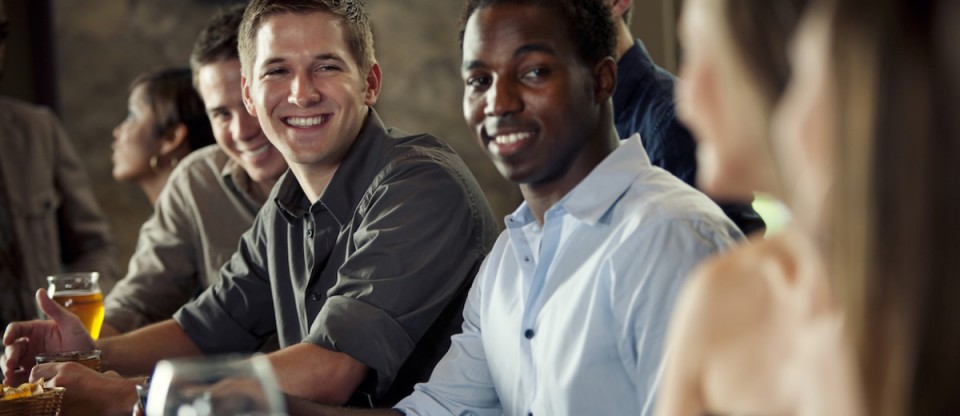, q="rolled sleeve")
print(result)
[174,219,276,354]
[305,295,414,378]
[105,172,200,332]
[307,150,491,396]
